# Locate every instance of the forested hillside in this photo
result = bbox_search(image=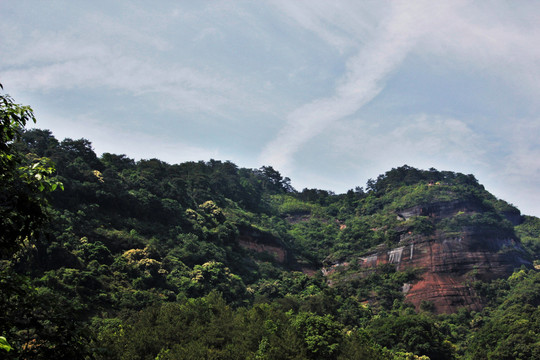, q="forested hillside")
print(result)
[1,94,539,359]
